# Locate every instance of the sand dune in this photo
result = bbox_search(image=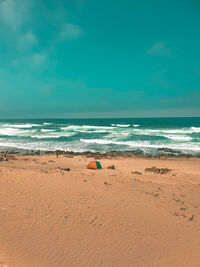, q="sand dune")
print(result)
[0,154,200,266]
